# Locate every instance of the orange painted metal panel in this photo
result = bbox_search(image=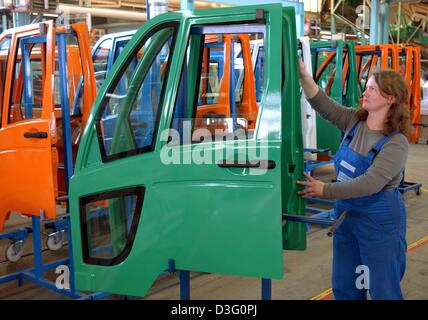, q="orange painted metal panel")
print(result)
[315,51,335,83]
[354,44,421,142]
[196,34,258,130]
[0,121,57,229]
[239,34,258,129]
[71,23,96,130]
[0,22,56,230]
[405,46,421,143]
[0,22,96,231]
